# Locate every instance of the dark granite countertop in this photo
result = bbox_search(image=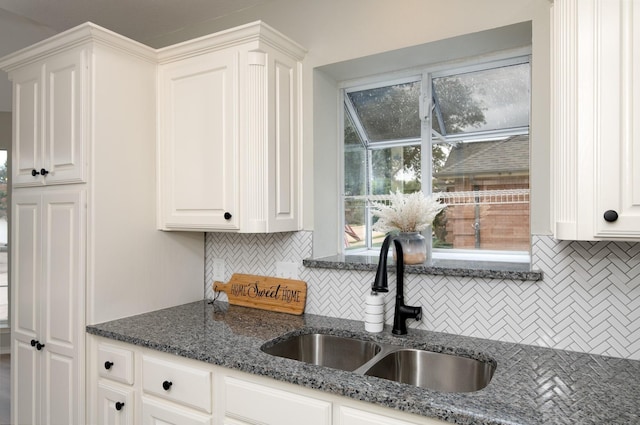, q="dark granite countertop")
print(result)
[303,255,543,281]
[86,300,639,425]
